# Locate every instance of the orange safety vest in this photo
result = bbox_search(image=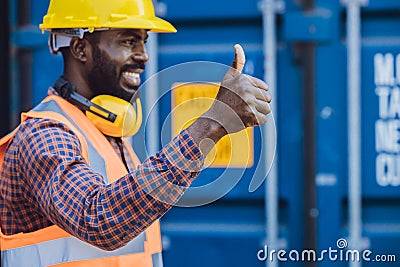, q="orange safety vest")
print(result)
[0,95,163,267]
